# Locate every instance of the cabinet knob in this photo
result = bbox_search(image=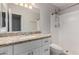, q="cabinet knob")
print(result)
[45,40,48,43]
[27,52,33,55]
[32,52,33,55]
